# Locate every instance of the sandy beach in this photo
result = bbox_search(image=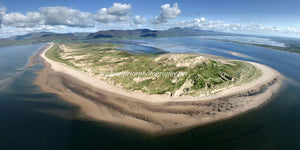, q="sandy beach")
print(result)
[35,43,284,134]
